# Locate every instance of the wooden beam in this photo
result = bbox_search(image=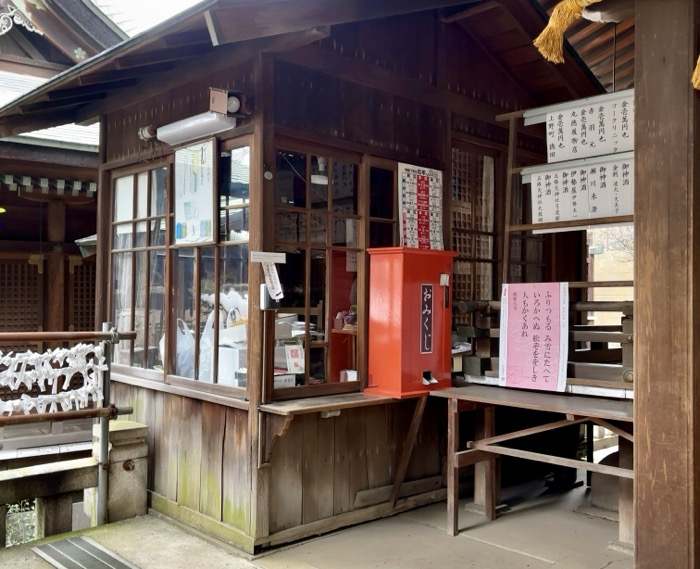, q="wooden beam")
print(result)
[47,78,140,100]
[0,54,69,77]
[114,43,215,69]
[19,93,107,114]
[470,441,635,478]
[78,61,179,85]
[634,0,700,566]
